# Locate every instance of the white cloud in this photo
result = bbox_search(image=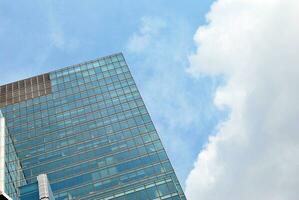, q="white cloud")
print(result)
[127,16,166,52]
[48,16,79,51]
[125,16,222,186]
[186,0,299,200]
[44,1,79,51]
